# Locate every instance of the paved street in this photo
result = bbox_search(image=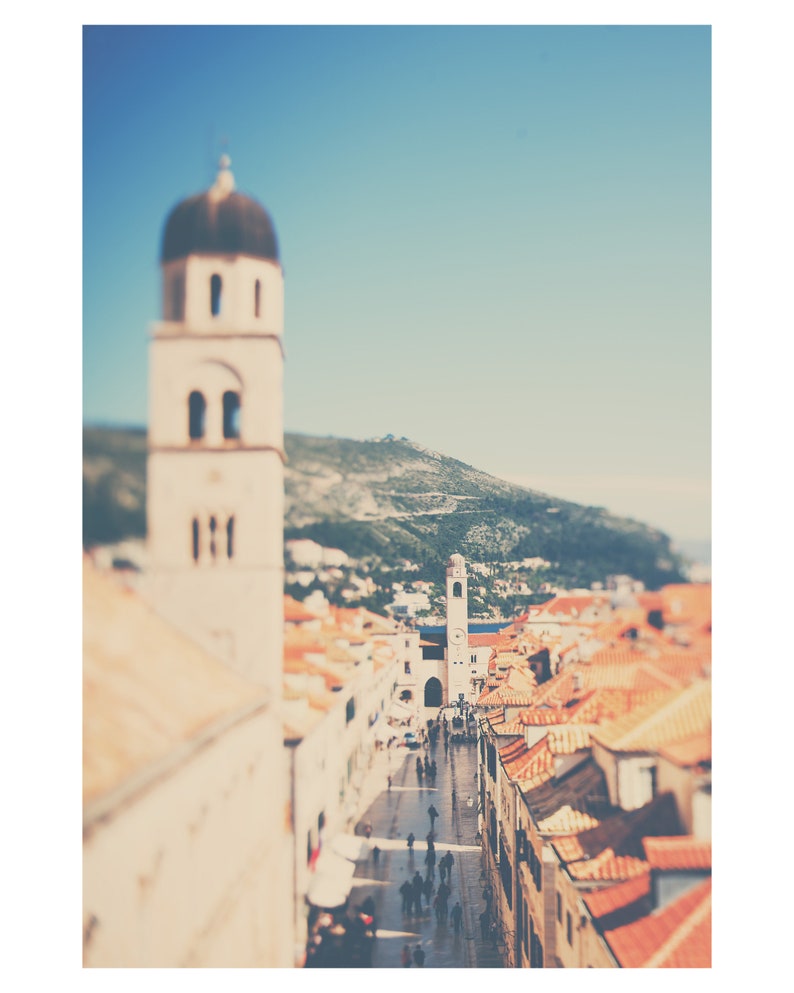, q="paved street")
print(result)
[347,716,504,969]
